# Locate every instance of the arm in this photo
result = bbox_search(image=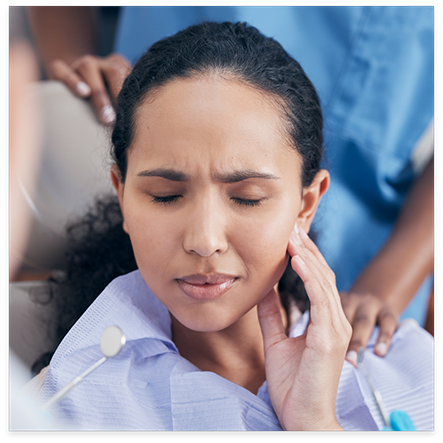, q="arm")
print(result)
[27,6,98,71]
[343,156,434,364]
[27,6,131,124]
